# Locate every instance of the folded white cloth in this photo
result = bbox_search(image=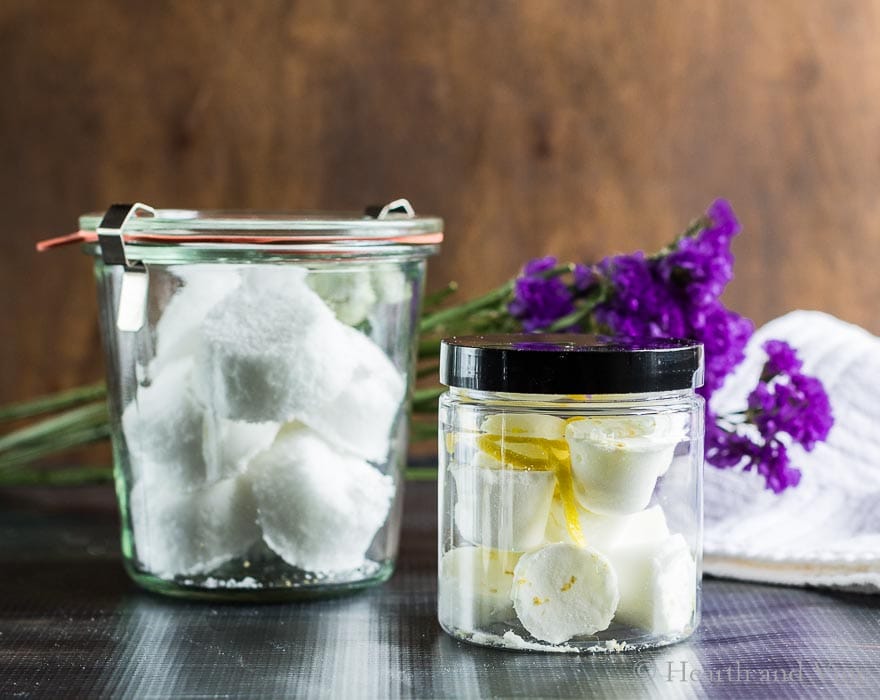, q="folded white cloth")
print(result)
[704,310,880,592]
